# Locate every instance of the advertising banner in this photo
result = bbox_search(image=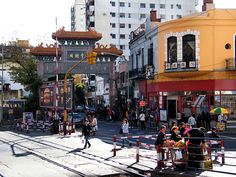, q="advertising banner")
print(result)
[39,80,73,110]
